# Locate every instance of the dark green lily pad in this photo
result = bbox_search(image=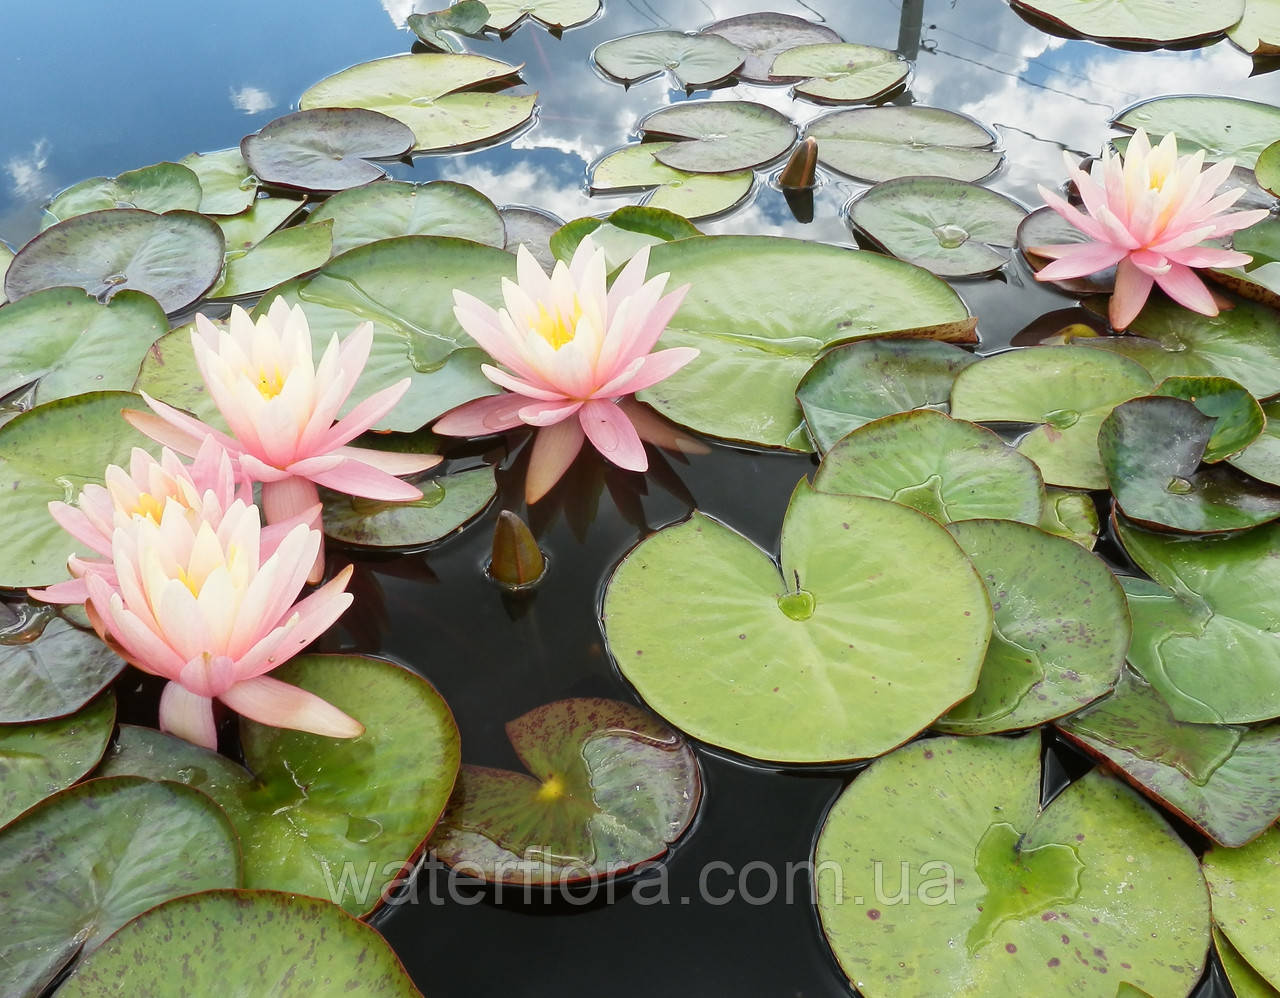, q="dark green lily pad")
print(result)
[814,410,1046,525]
[1100,396,1280,533]
[848,176,1027,278]
[0,604,125,722]
[0,776,240,997]
[806,106,1003,183]
[935,519,1127,734]
[5,208,224,313]
[500,205,562,270]
[42,162,202,228]
[815,733,1209,998]
[56,890,421,998]
[307,180,505,256]
[482,0,598,31]
[100,654,460,918]
[1019,205,1118,295]
[431,698,701,883]
[178,148,258,215]
[770,43,908,103]
[1203,827,1280,990]
[1114,96,1280,168]
[639,101,797,173]
[1229,400,1280,484]
[240,108,414,194]
[1153,376,1264,462]
[211,218,333,299]
[950,346,1155,490]
[321,467,496,548]
[1060,668,1280,847]
[1213,217,1280,309]
[701,11,841,82]
[408,1,491,52]
[1257,139,1280,193]
[603,481,992,763]
[1039,487,1100,548]
[300,53,535,152]
[1011,0,1243,43]
[590,142,754,219]
[549,205,700,268]
[593,30,745,88]
[1216,928,1280,998]
[0,693,114,826]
